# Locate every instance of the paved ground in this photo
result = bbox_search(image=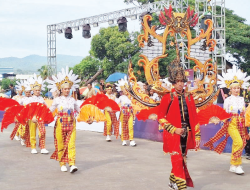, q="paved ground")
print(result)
[0,124,250,190]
